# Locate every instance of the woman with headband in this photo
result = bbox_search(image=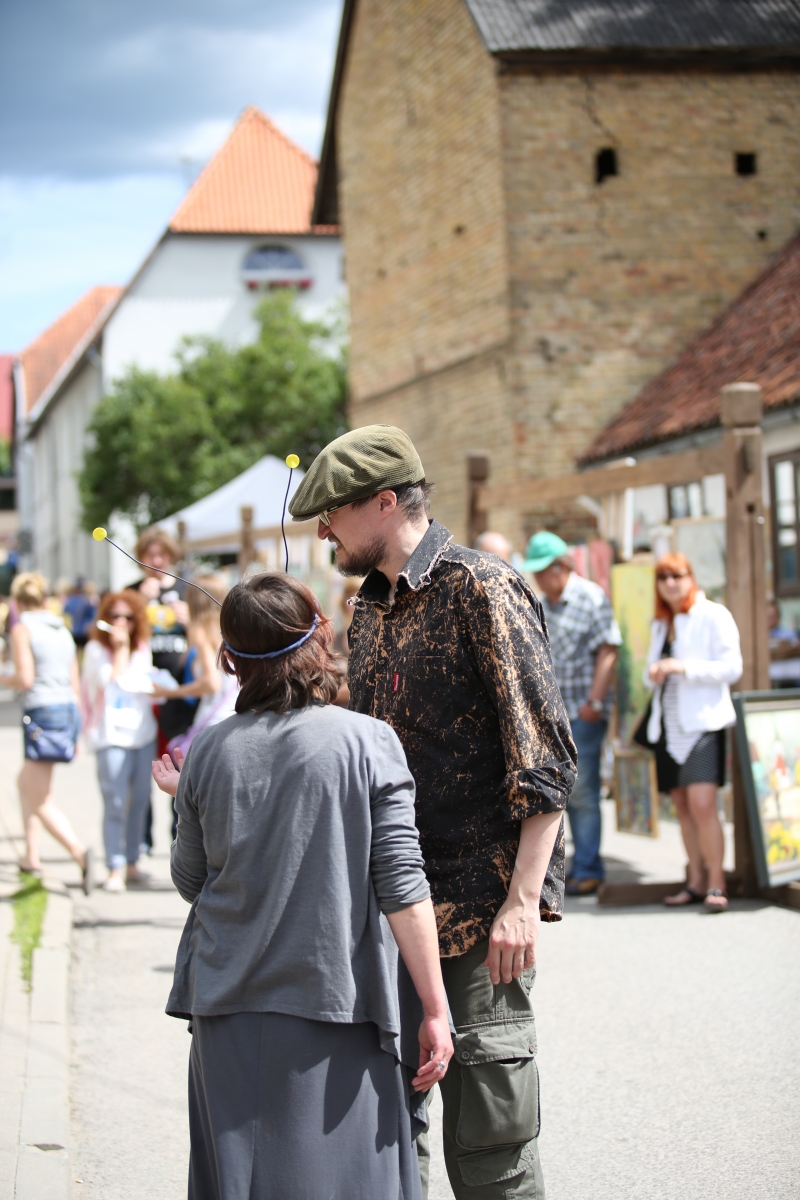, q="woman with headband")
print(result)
[152,571,451,1200]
